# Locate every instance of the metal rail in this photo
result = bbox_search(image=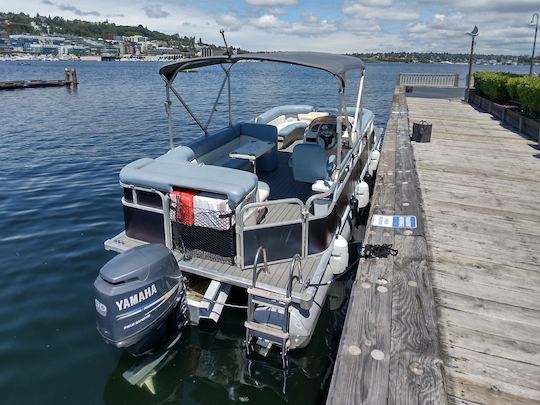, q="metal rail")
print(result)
[236,120,373,265]
[398,73,460,88]
[252,246,269,287]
